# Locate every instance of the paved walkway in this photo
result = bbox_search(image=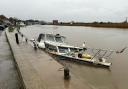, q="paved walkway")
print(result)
[6,29,92,89]
[0,31,22,89]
